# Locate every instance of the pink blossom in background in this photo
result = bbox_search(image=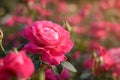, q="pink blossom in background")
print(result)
[5,15,32,27]
[89,41,107,56]
[36,5,53,18]
[25,17,33,25]
[101,48,120,70]
[88,21,109,40]
[8,34,15,41]
[84,57,92,69]
[101,51,114,70]
[5,16,15,27]
[0,50,34,80]
[84,43,106,69]
[67,15,81,25]
[79,4,92,18]
[15,4,23,14]
[99,0,115,10]
[57,1,69,14]
[89,41,101,51]
[39,0,50,5]
[115,0,120,9]
[110,23,120,40]
[14,16,25,24]
[85,42,109,70]
[72,51,81,60]
[107,48,120,64]
[24,21,74,65]
[45,68,70,80]
[73,26,86,34]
